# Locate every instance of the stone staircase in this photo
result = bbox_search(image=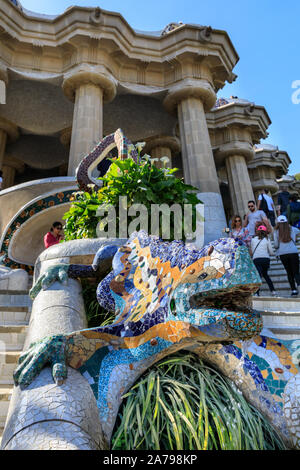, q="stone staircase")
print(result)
[0,291,32,445]
[259,238,300,297]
